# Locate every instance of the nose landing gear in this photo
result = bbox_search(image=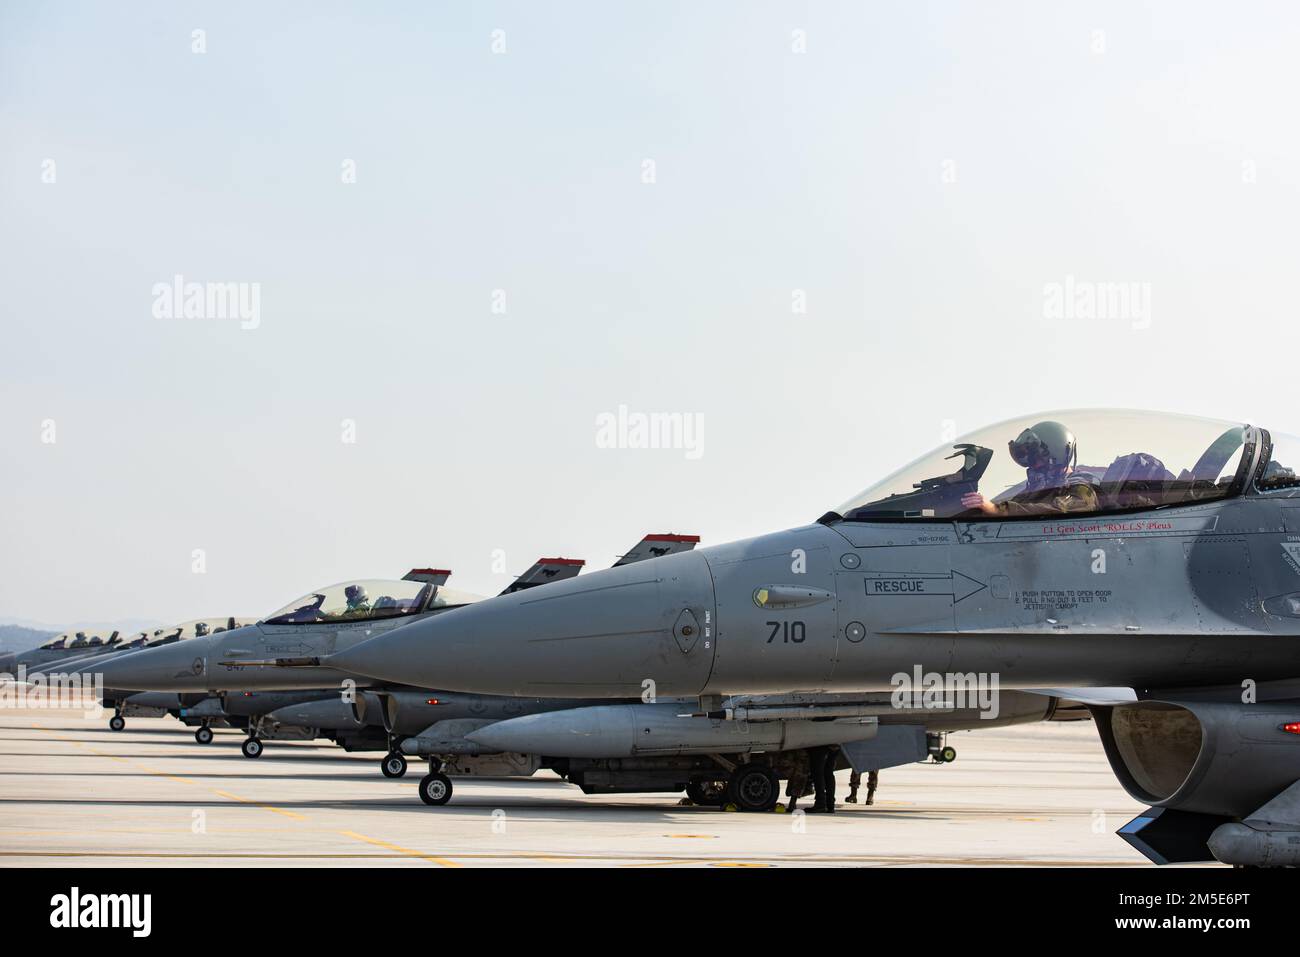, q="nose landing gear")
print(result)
[381,751,408,778]
[418,757,452,806]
